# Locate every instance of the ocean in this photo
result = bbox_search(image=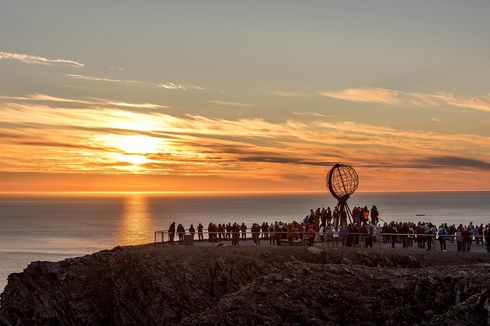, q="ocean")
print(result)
[0,191,489,291]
